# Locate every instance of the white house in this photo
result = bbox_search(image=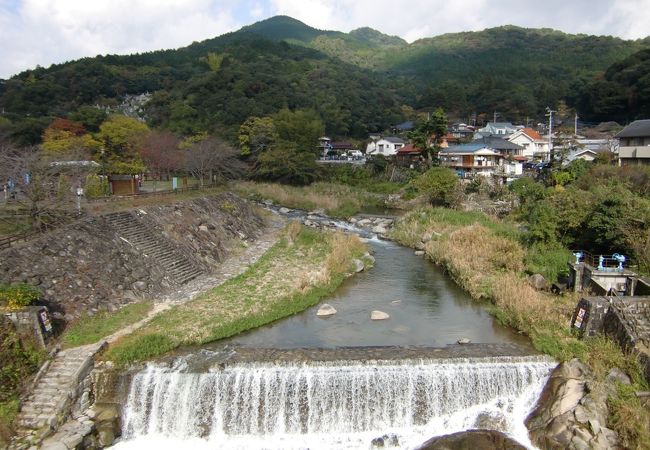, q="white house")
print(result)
[507,128,550,161]
[366,136,405,156]
[475,122,519,138]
